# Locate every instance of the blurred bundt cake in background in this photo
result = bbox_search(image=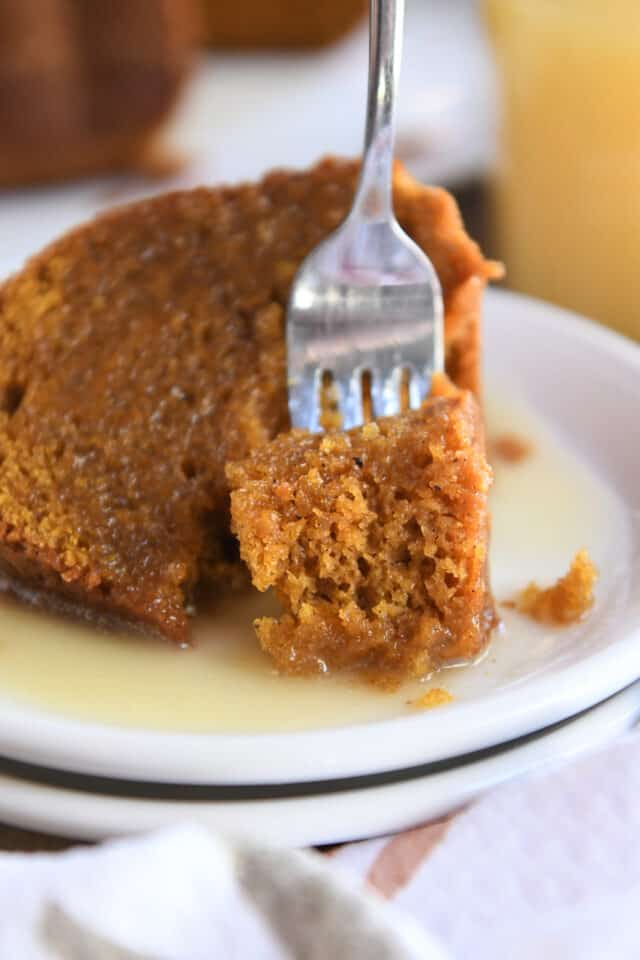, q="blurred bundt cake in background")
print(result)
[199,0,366,48]
[0,0,369,188]
[0,0,194,187]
